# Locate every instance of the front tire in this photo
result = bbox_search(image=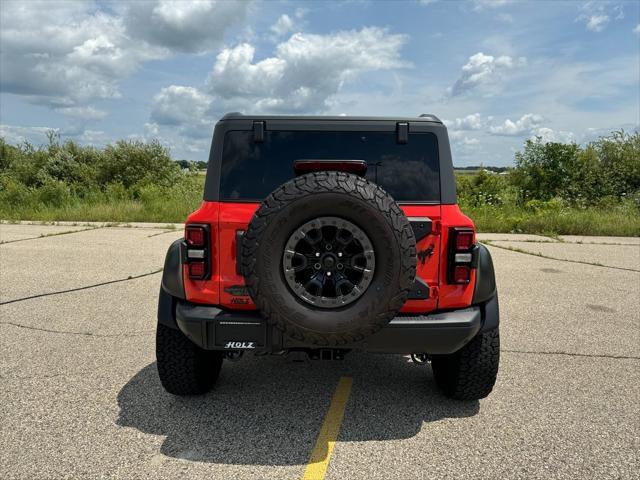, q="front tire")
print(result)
[156,323,223,395]
[431,328,500,400]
